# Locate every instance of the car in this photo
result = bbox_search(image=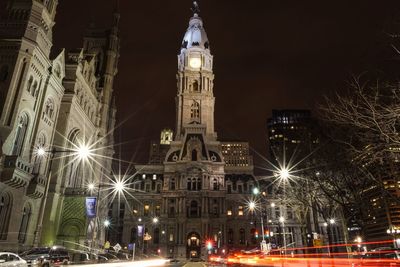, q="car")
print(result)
[21,246,69,267]
[353,249,400,267]
[0,252,27,267]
